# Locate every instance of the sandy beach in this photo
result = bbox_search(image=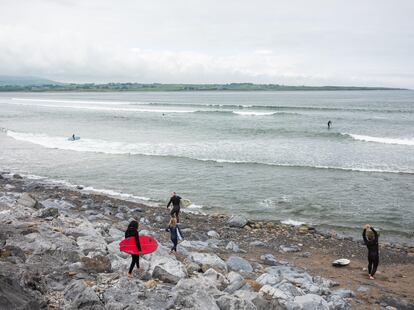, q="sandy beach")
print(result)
[1,172,413,309]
